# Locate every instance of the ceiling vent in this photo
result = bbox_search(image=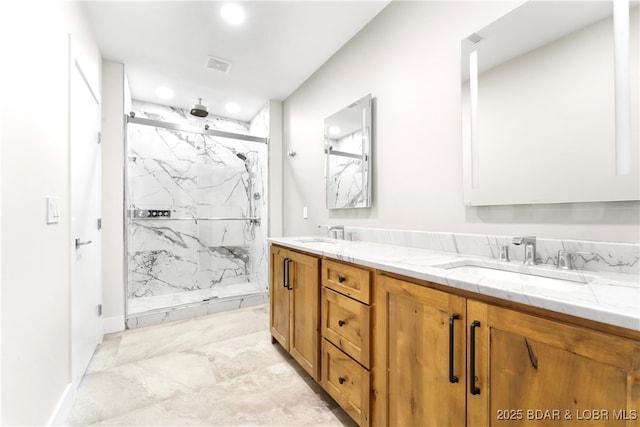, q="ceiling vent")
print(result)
[205,56,232,73]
